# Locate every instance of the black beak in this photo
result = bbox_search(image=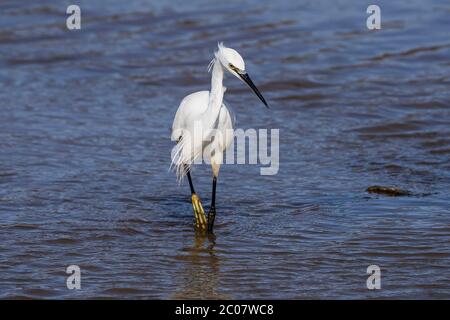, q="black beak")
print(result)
[238,72,269,108]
